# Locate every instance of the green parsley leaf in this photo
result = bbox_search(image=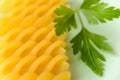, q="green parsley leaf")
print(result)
[81,0,120,24]
[53,0,119,76]
[81,0,99,8]
[90,32,113,52]
[71,28,113,75]
[54,6,77,35]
